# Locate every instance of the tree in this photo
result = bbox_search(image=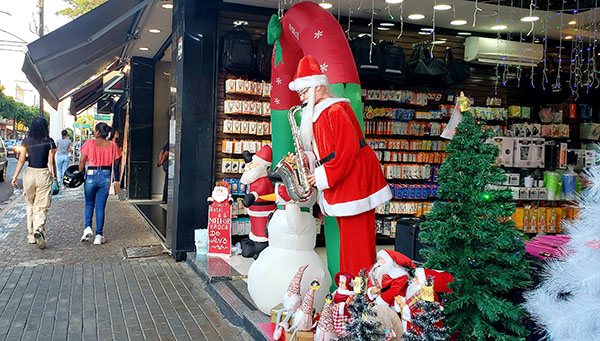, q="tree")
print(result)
[56,0,107,19]
[0,88,50,129]
[524,165,600,340]
[418,102,530,340]
[403,277,448,341]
